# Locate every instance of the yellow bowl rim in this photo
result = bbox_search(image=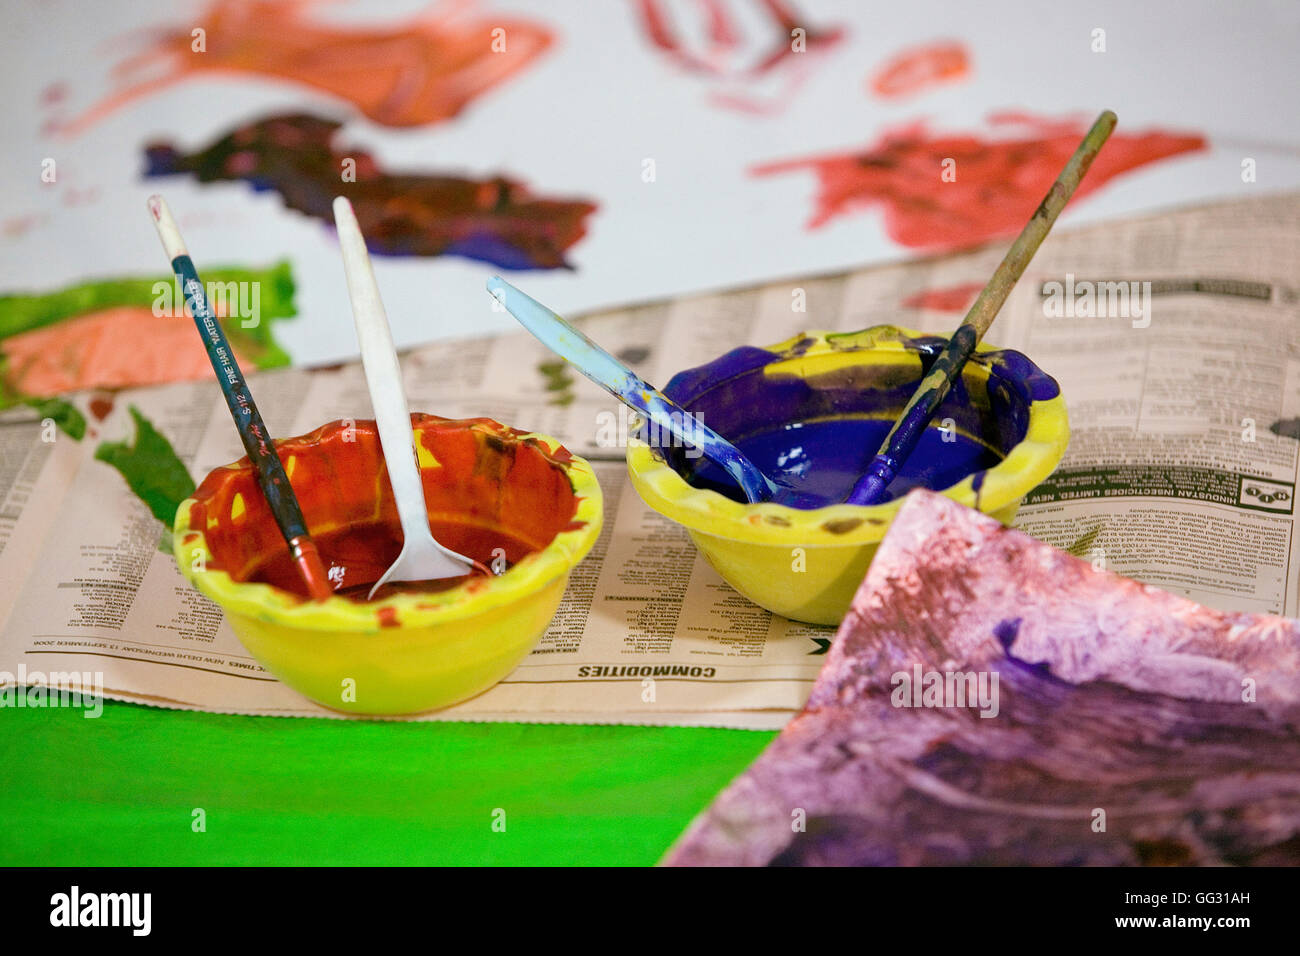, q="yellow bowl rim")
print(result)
[174,424,603,633]
[625,326,1068,546]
